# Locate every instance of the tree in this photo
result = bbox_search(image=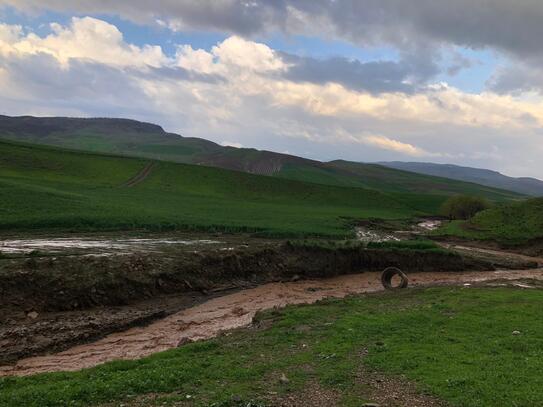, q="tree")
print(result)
[440,195,490,220]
